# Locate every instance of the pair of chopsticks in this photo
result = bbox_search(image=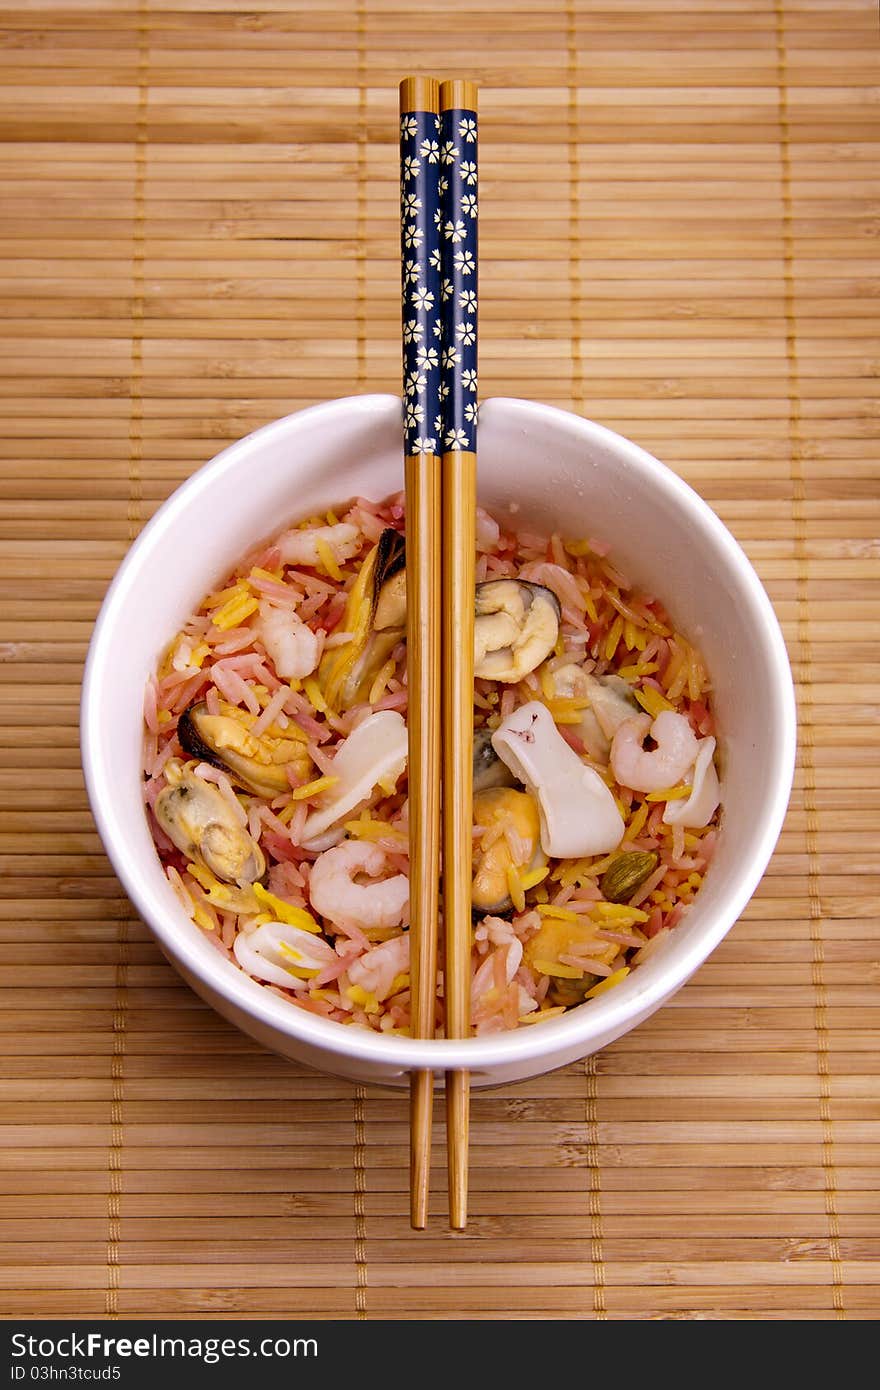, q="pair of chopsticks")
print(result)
[399,76,478,1230]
